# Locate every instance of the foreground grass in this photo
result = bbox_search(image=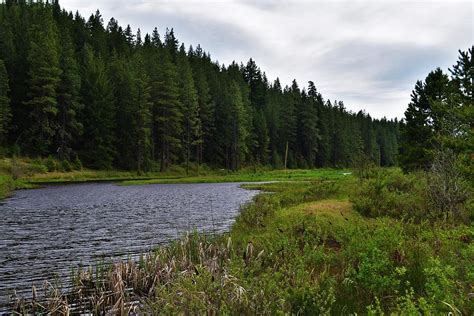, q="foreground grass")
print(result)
[11,178,473,314]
